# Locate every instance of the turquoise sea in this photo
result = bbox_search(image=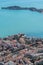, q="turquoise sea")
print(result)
[0,0,43,38]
